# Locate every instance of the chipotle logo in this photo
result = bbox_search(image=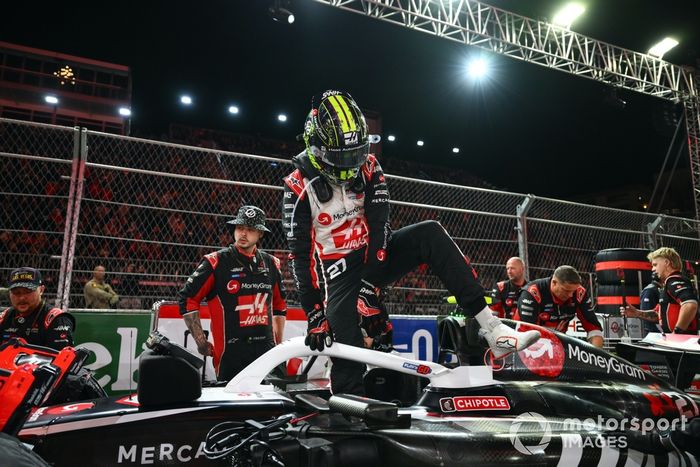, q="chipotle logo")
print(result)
[515,323,565,378]
[440,396,511,412]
